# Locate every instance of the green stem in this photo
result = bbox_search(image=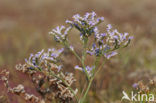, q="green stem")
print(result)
[92,56,100,76]
[79,81,87,101]
[80,79,93,103]
[64,41,82,62]
[79,60,105,103]
[81,38,90,80]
